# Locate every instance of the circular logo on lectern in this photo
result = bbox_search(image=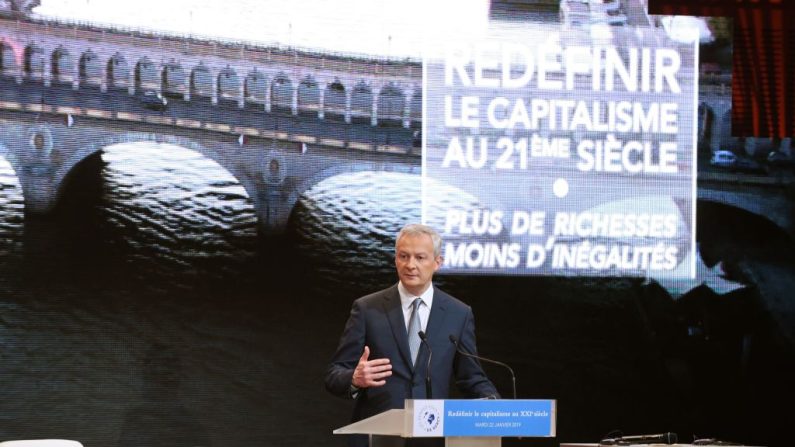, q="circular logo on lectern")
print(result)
[417,405,441,433]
